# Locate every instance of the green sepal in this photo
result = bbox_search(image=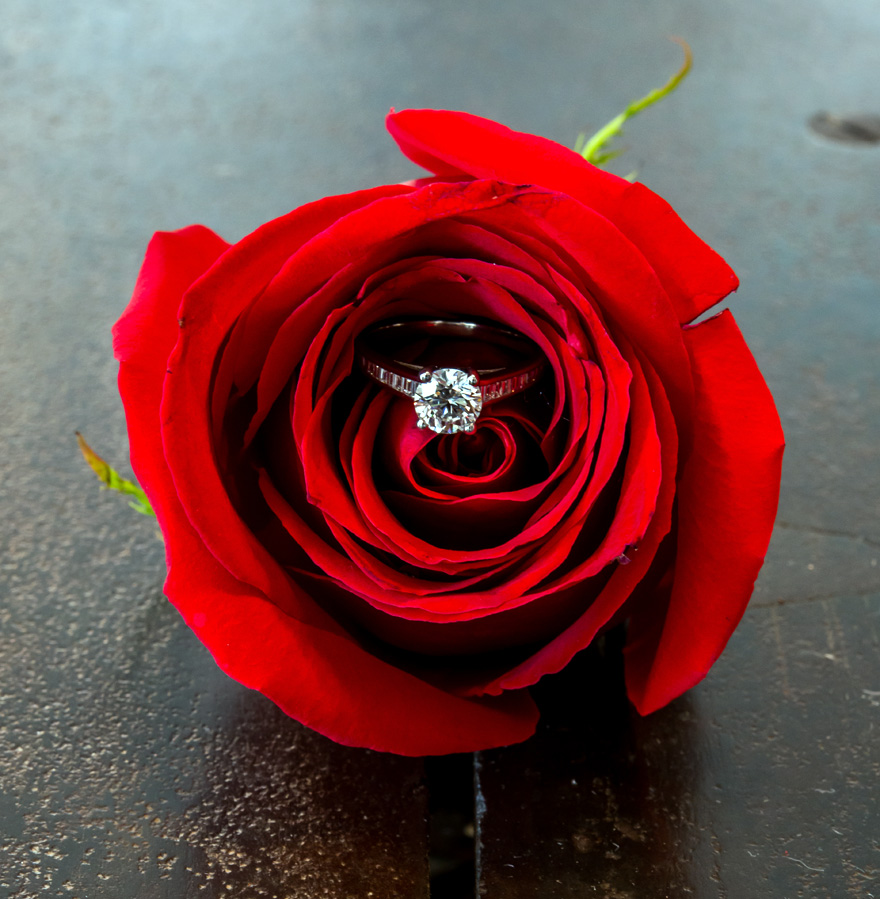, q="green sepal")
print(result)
[76,431,156,517]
